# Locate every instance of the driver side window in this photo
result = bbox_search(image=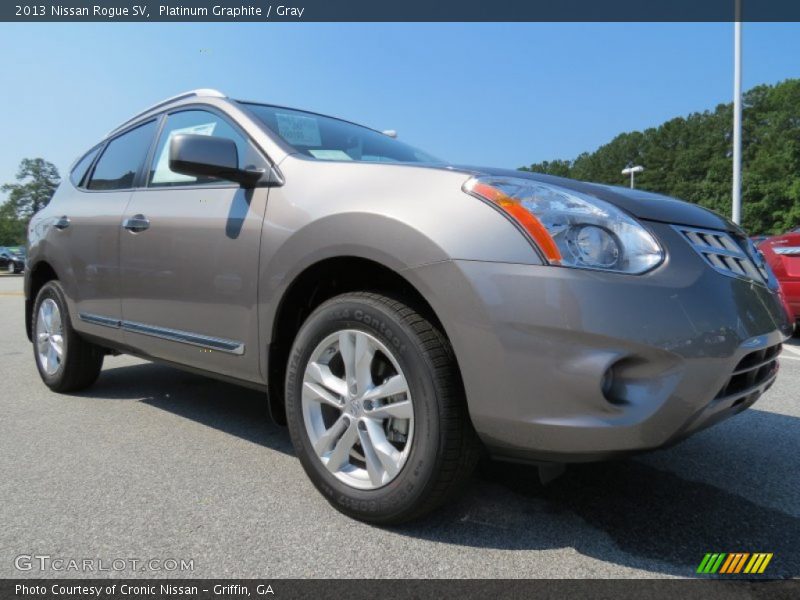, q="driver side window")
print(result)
[147,110,252,187]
